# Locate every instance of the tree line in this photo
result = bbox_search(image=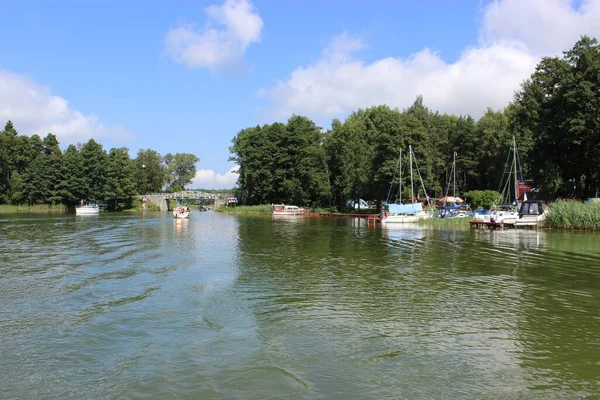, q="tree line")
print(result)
[0,126,199,209]
[230,36,600,209]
